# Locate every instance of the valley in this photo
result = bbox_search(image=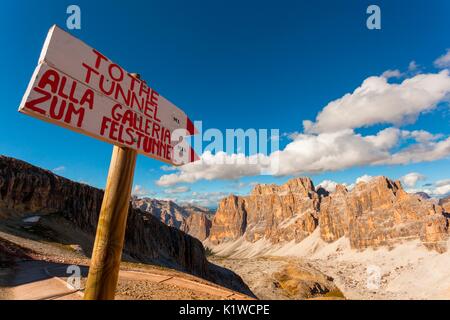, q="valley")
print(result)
[208,231,450,300]
[202,175,450,300]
